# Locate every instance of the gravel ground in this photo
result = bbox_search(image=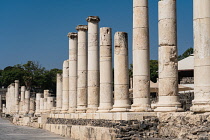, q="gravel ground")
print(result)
[0,117,70,140]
